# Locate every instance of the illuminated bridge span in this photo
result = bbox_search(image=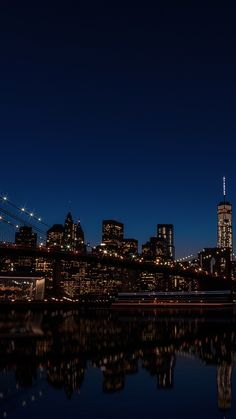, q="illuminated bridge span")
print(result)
[0,195,49,226]
[0,243,230,284]
[0,194,232,287]
[0,195,49,241]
